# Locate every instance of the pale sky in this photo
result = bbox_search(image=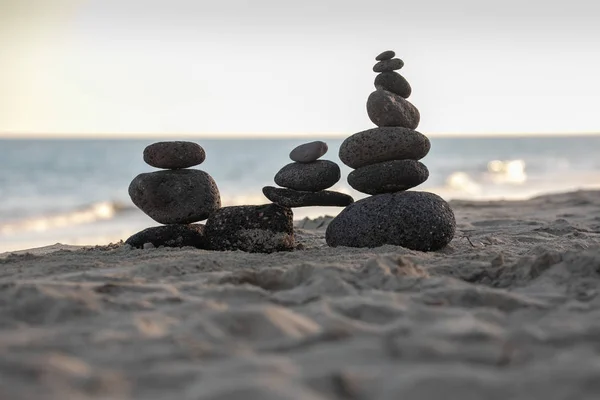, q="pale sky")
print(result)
[1,0,599,137]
